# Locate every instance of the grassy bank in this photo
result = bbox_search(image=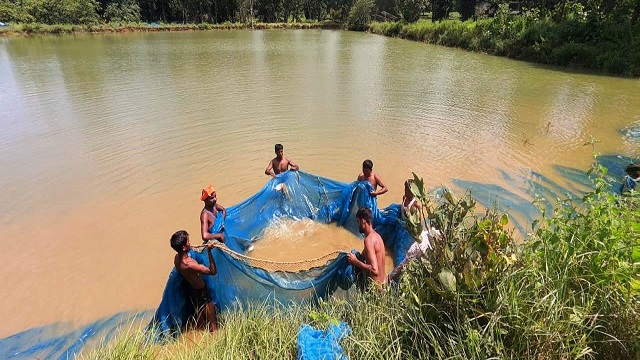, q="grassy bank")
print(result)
[369,17,640,77]
[0,21,341,36]
[84,165,639,359]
